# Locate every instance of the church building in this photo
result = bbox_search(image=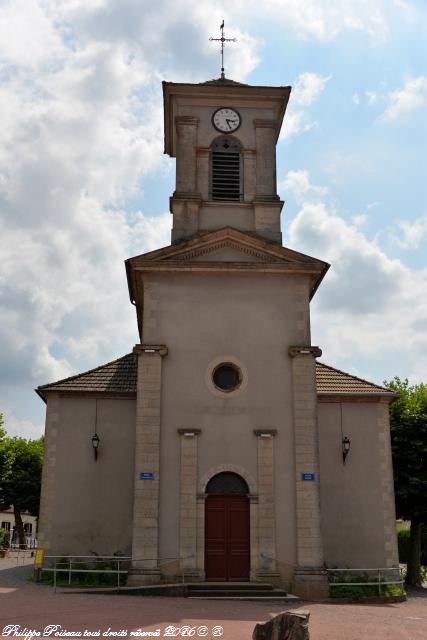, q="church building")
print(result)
[36,73,399,599]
